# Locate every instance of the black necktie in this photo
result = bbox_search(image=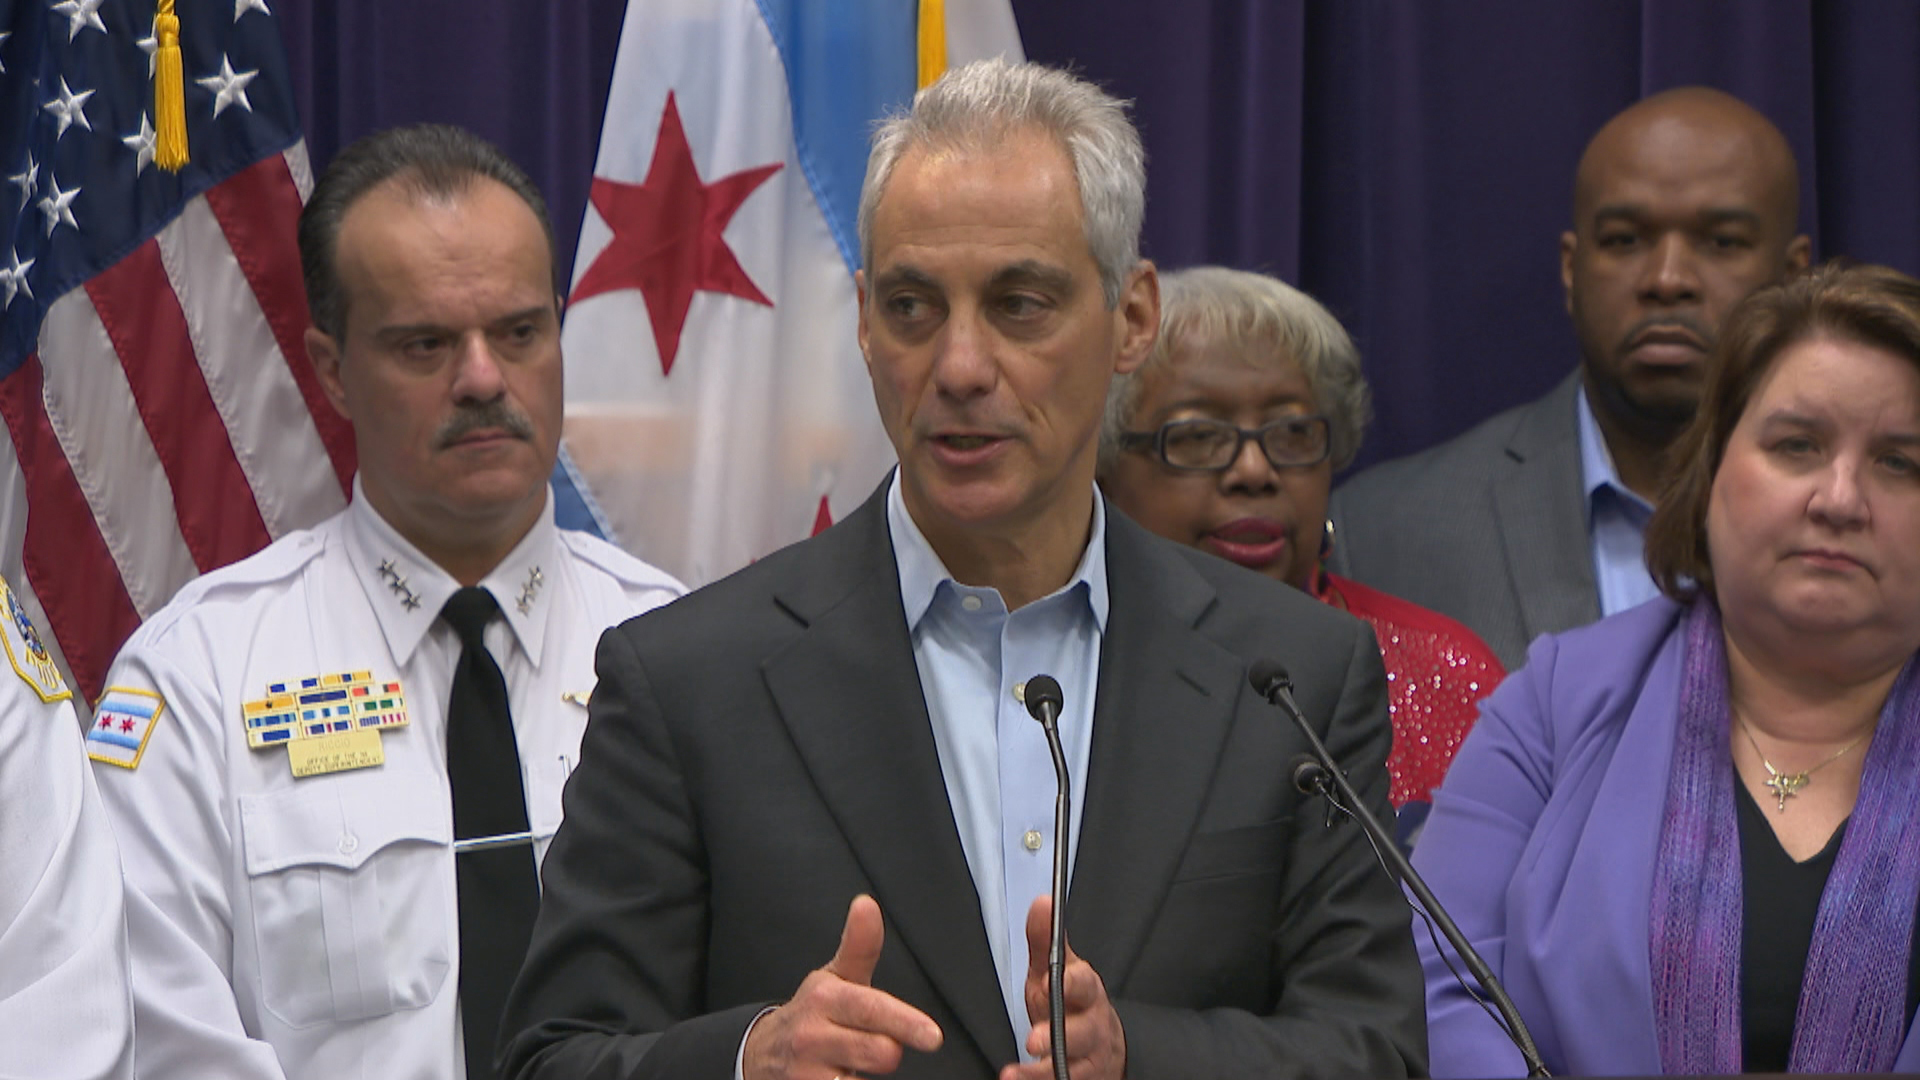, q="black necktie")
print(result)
[440,586,538,1080]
